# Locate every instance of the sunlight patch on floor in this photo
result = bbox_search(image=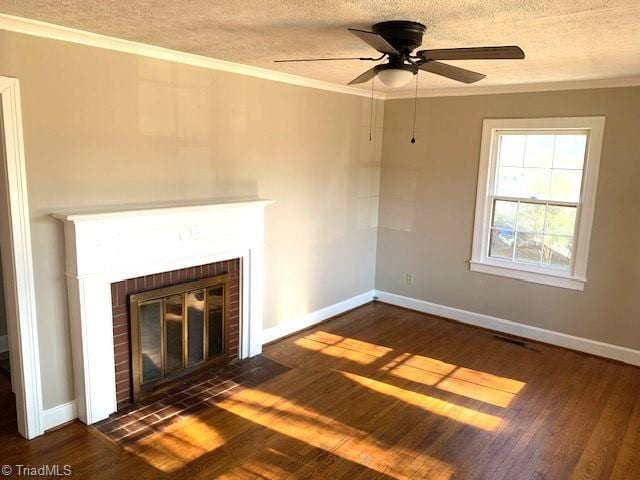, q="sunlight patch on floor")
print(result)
[129,384,300,473]
[216,386,453,479]
[294,337,376,365]
[435,367,526,408]
[387,361,525,408]
[309,331,394,357]
[388,353,458,376]
[128,381,452,477]
[228,448,295,479]
[294,330,393,365]
[387,362,449,387]
[133,416,226,472]
[451,367,526,395]
[299,332,526,409]
[340,370,502,431]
